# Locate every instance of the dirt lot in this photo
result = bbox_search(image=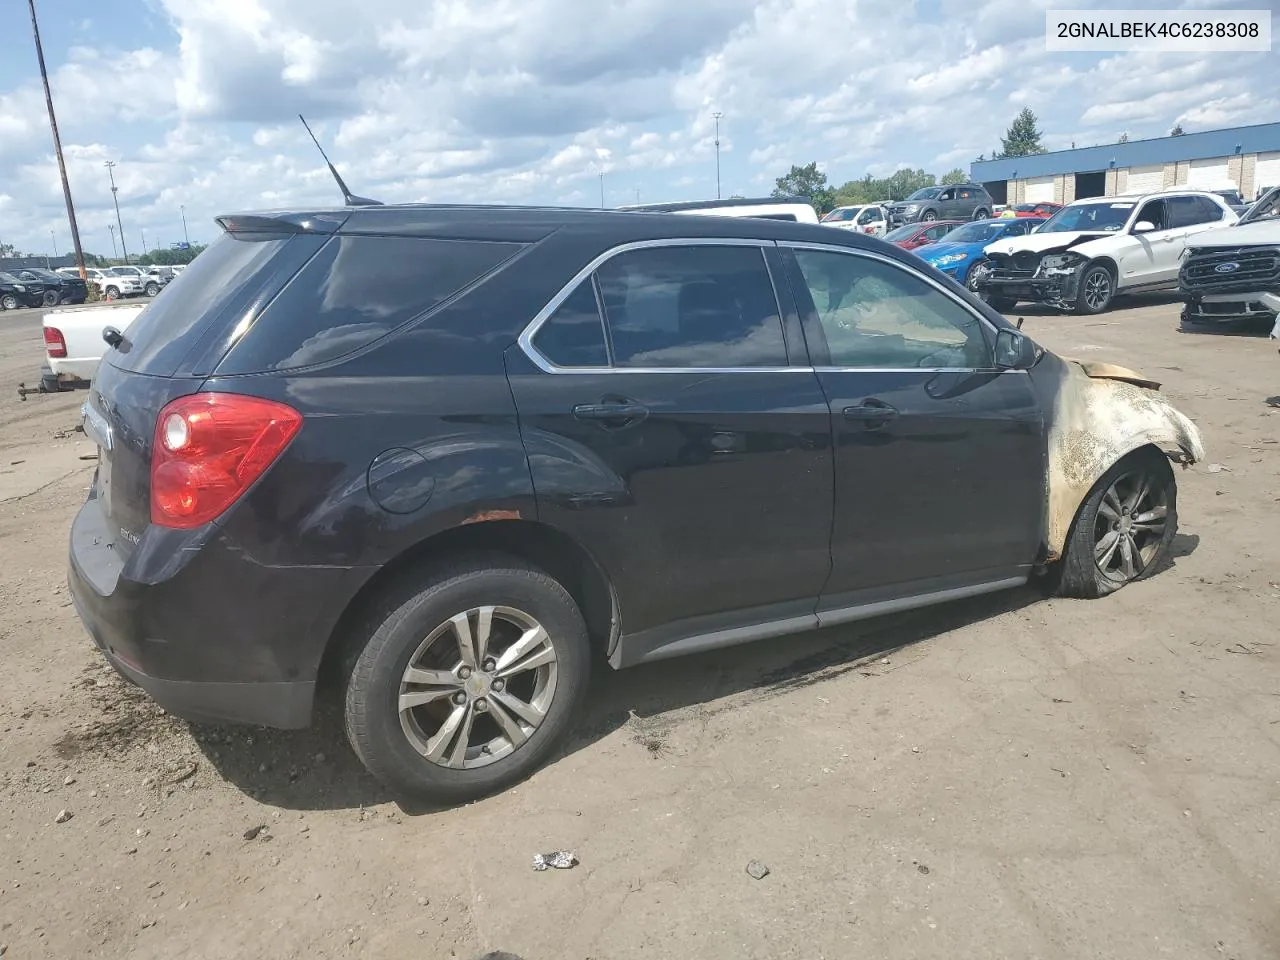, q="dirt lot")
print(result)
[1,297,1278,960]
